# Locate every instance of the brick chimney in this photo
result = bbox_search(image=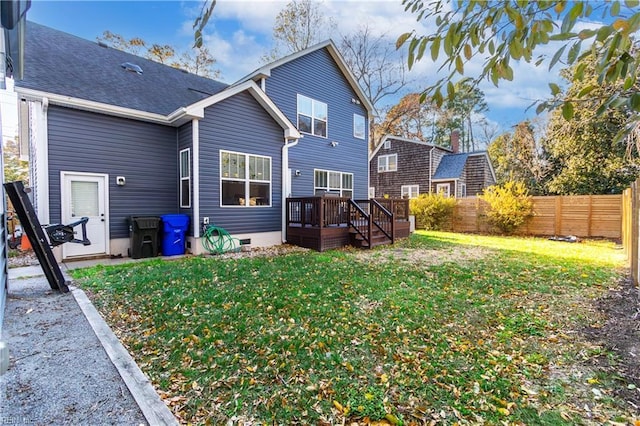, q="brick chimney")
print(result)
[450,130,460,153]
